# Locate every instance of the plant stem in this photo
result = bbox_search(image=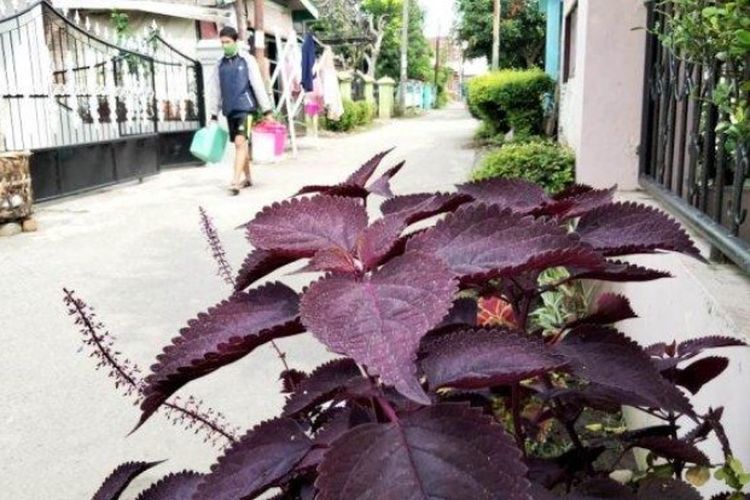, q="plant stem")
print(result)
[511,384,526,456]
[376,395,399,423]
